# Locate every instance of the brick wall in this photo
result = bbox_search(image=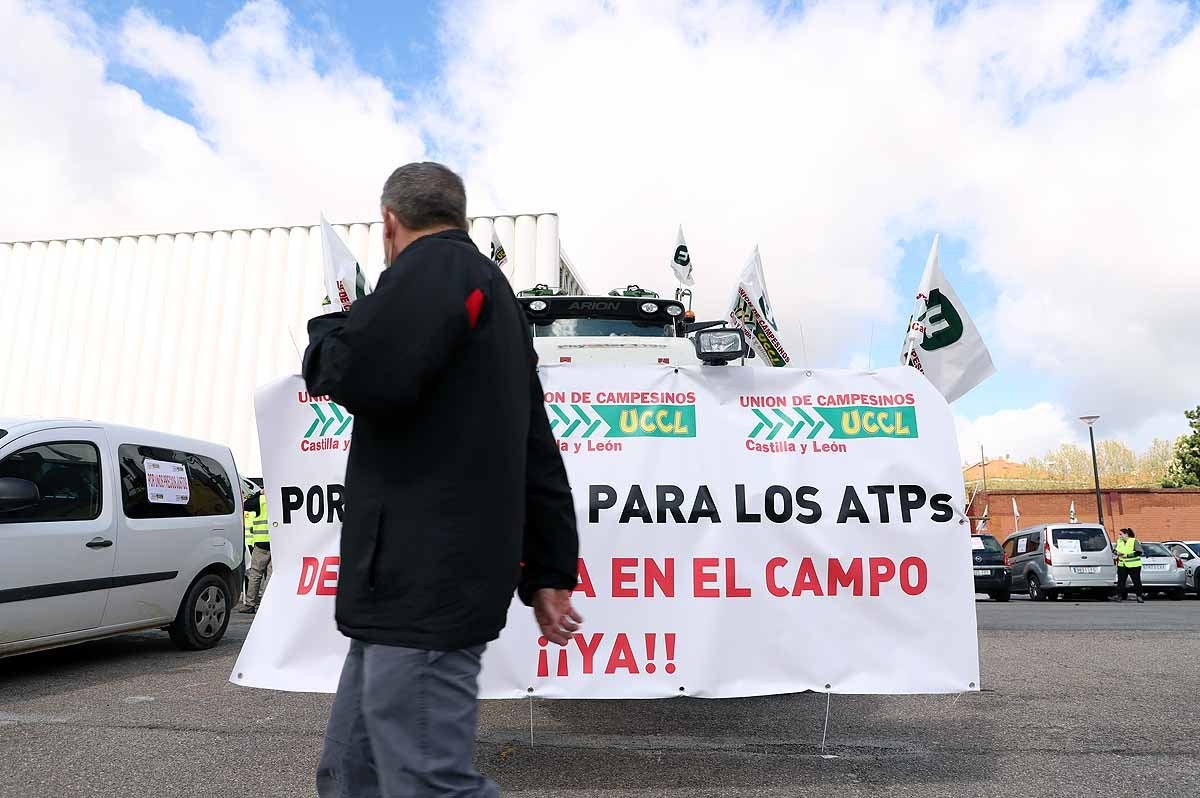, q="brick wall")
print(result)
[966,489,1200,543]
